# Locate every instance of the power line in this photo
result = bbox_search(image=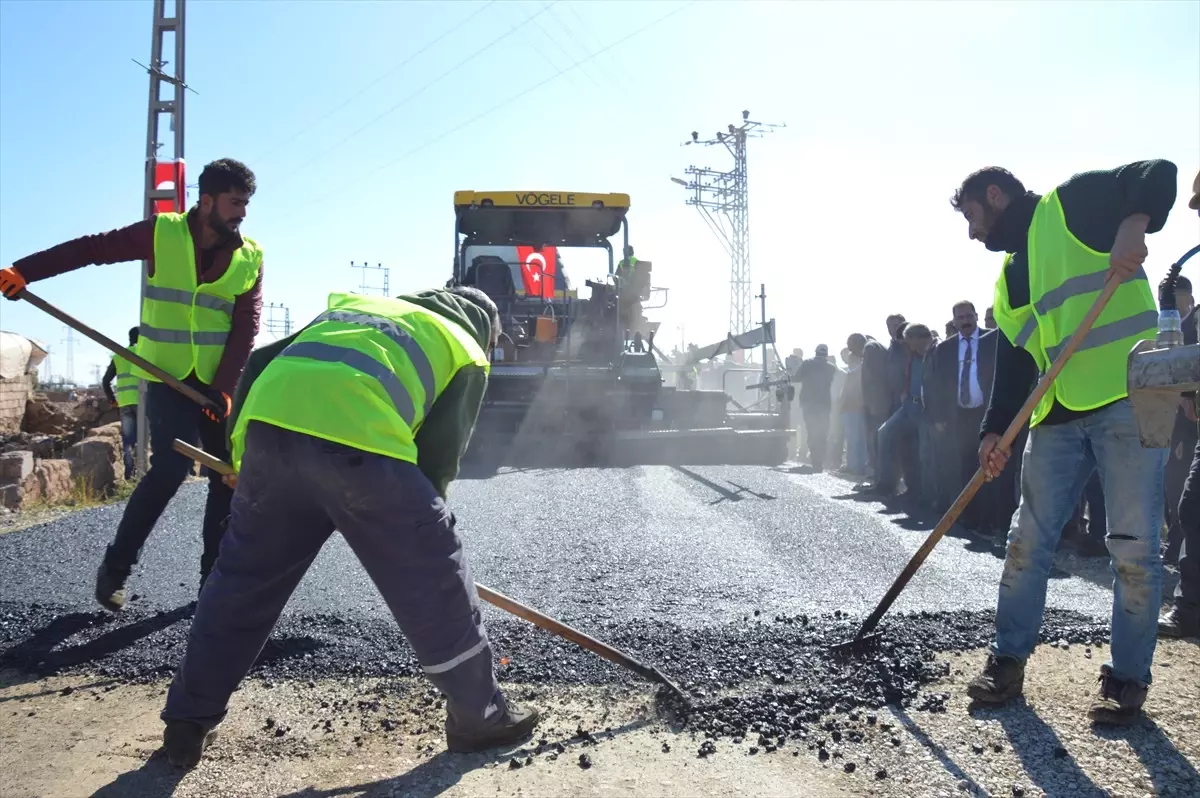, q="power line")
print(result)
[561,3,635,89]
[515,7,588,92]
[548,3,625,93]
[314,1,697,205]
[249,1,497,165]
[276,2,560,185]
[527,7,603,91]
